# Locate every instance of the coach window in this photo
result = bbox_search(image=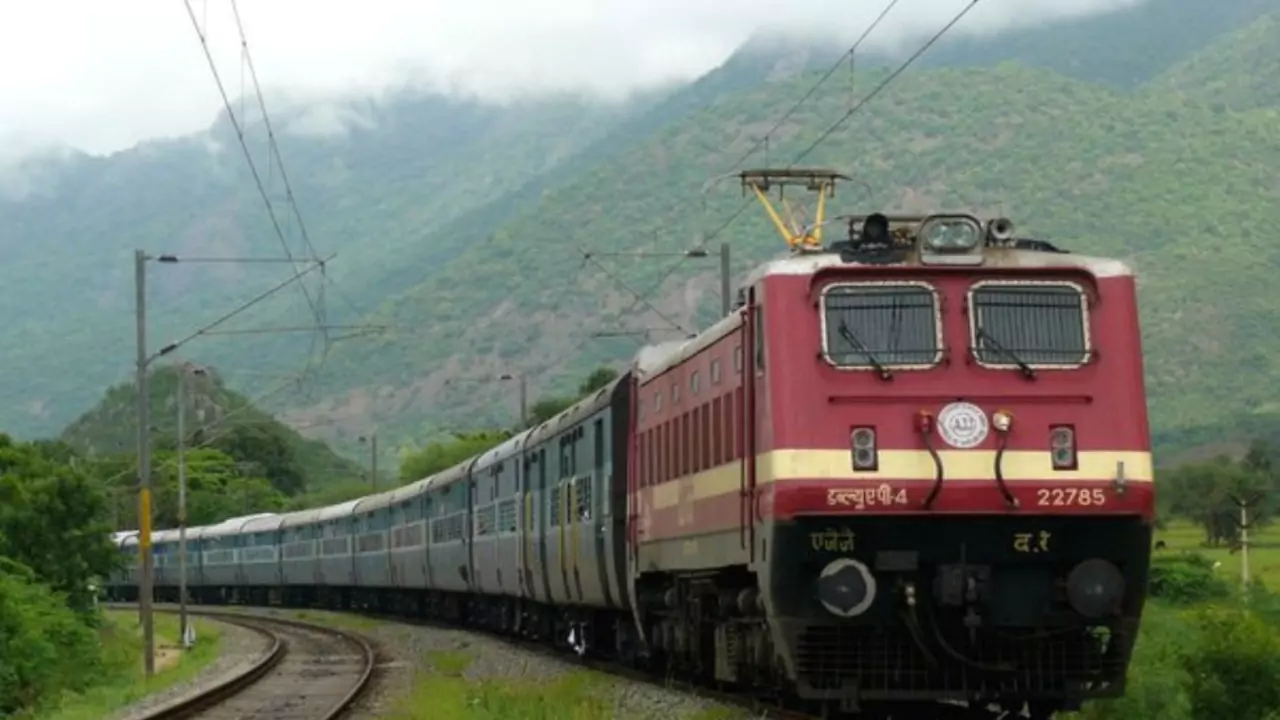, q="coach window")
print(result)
[821,282,943,369]
[691,371,700,396]
[654,391,662,413]
[672,382,680,404]
[734,346,743,373]
[969,280,1091,368]
[711,358,722,385]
